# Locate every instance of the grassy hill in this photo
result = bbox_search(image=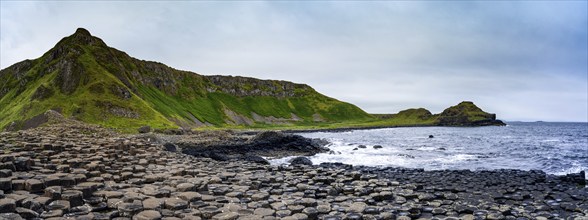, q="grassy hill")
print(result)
[0,28,372,132]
